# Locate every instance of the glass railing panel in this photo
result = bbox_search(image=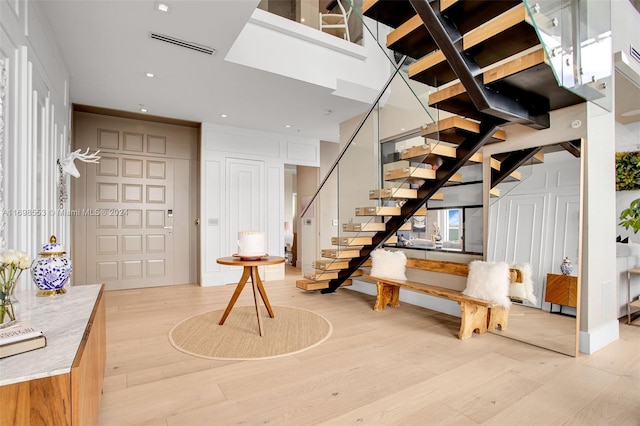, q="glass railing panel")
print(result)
[524,0,612,111]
